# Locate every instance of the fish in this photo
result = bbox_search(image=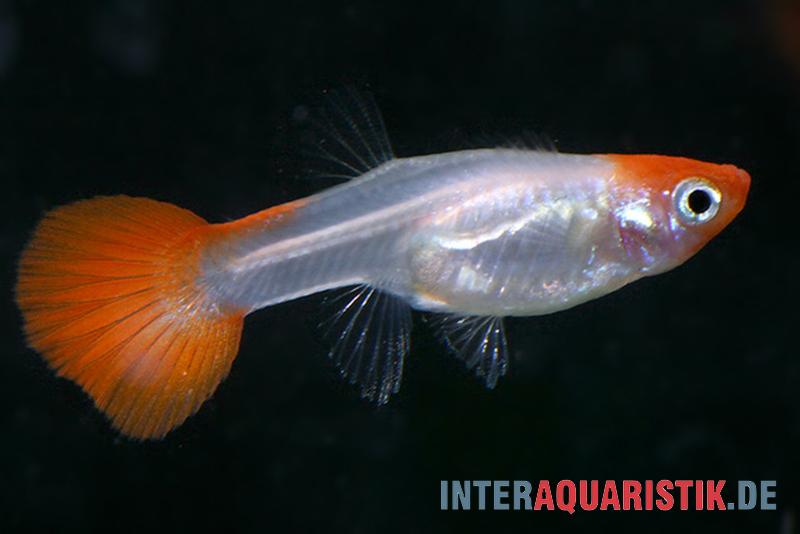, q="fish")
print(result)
[14,95,751,440]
